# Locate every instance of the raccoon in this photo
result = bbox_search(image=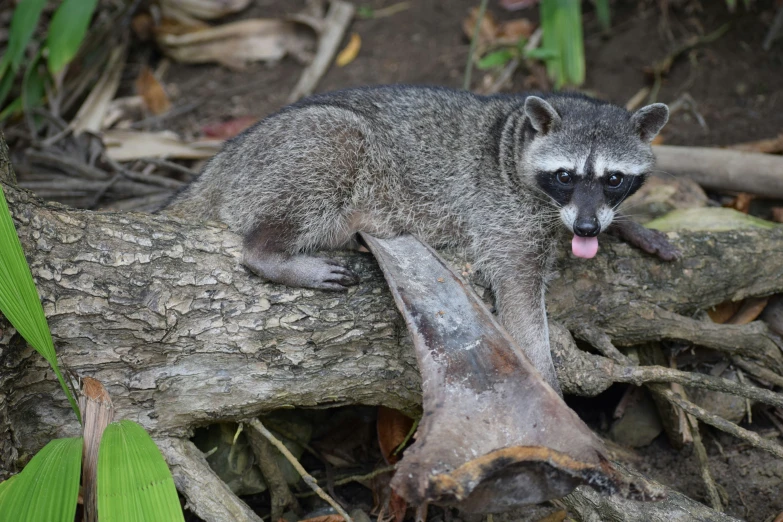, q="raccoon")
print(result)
[166,86,671,394]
